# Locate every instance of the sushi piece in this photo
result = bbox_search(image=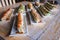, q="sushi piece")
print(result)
[35,2,40,6]
[38,7,45,16]
[44,4,52,9]
[18,4,25,13]
[35,7,43,17]
[39,7,46,16]
[44,2,54,9]
[31,9,41,23]
[39,5,49,13]
[43,5,50,11]
[38,5,49,16]
[1,8,13,21]
[17,13,24,34]
[46,2,54,7]
[27,3,34,9]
